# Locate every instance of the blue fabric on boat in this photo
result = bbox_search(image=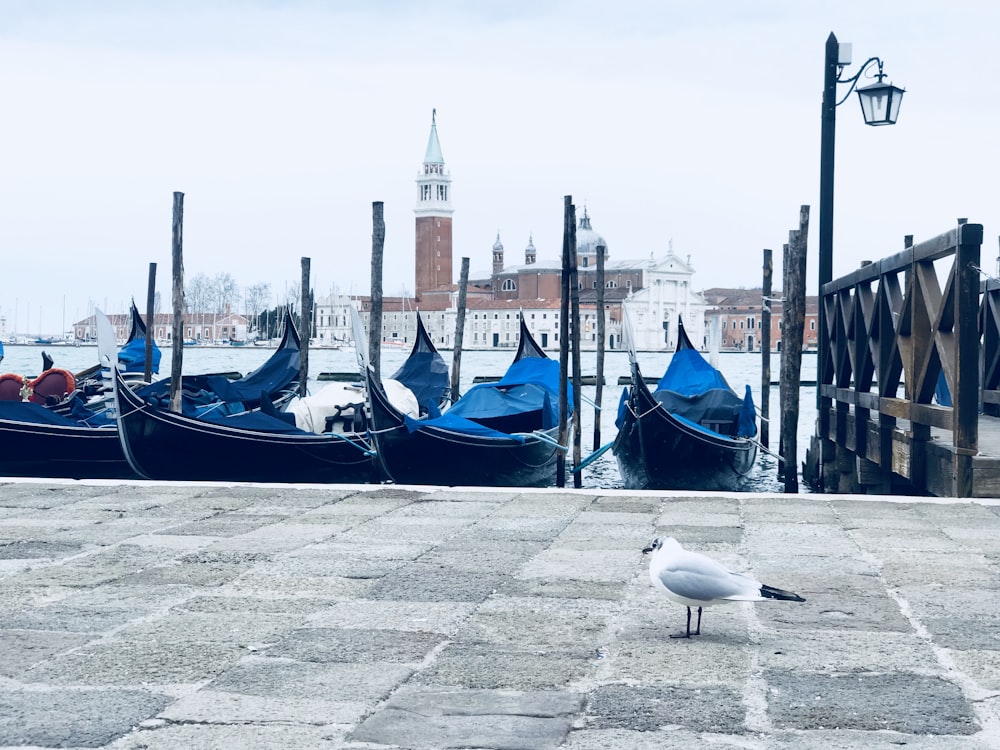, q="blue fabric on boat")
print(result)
[935,370,952,407]
[403,412,526,442]
[0,400,91,427]
[615,387,629,430]
[390,318,449,413]
[118,337,161,374]
[198,408,313,434]
[399,356,569,439]
[657,346,732,395]
[738,384,757,438]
